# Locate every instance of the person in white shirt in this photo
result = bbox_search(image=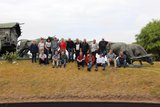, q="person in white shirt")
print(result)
[45,38,52,64]
[95,54,106,71]
[38,38,45,53]
[90,39,99,58]
[39,50,47,65]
